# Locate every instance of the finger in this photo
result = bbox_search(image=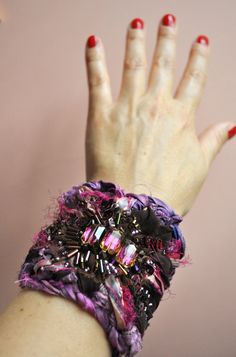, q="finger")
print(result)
[199,122,236,167]
[118,18,147,105]
[174,35,210,112]
[85,35,113,114]
[147,14,177,98]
